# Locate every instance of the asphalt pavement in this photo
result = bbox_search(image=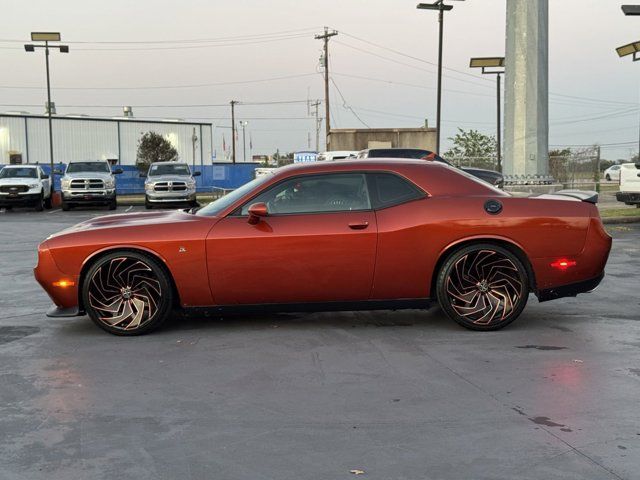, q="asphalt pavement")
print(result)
[0,206,639,480]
